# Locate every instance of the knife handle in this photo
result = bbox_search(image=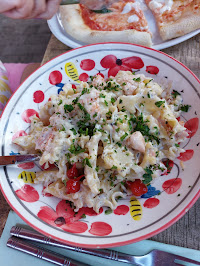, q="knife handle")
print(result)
[0,154,39,166]
[7,236,88,266]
